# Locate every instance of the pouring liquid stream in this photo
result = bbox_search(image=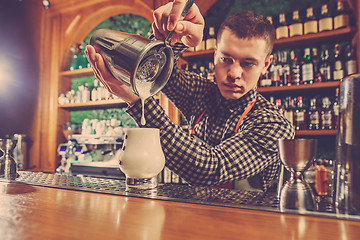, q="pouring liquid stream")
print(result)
[135,79,152,126]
